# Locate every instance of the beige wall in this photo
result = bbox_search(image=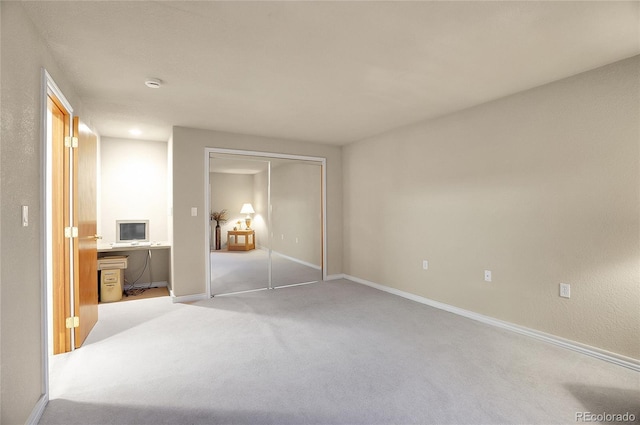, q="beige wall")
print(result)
[0,2,92,423]
[100,137,169,243]
[343,56,640,360]
[211,161,322,265]
[271,162,322,267]
[253,169,269,248]
[171,127,342,297]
